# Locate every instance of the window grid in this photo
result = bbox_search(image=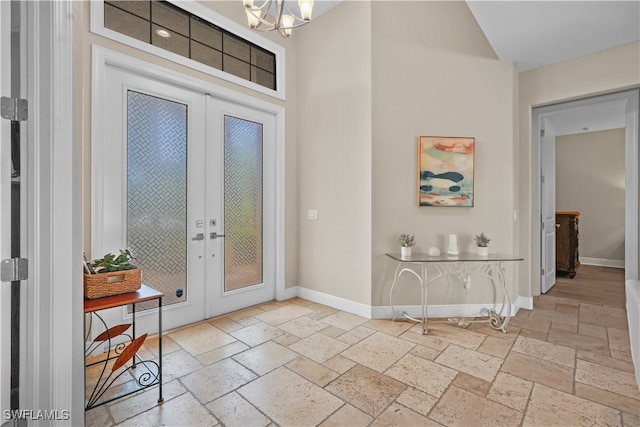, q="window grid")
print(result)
[105,0,276,90]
